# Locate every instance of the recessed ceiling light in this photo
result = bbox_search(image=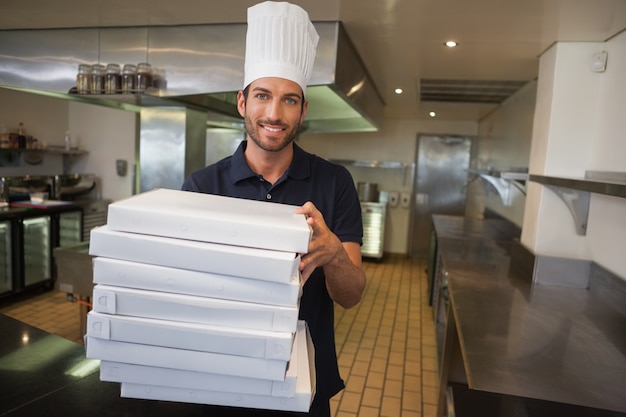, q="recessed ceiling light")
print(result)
[429,111,436,118]
[394,88,403,94]
[444,41,458,48]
